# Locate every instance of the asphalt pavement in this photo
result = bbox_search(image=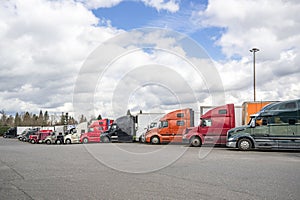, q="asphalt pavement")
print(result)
[0,138,299,200]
